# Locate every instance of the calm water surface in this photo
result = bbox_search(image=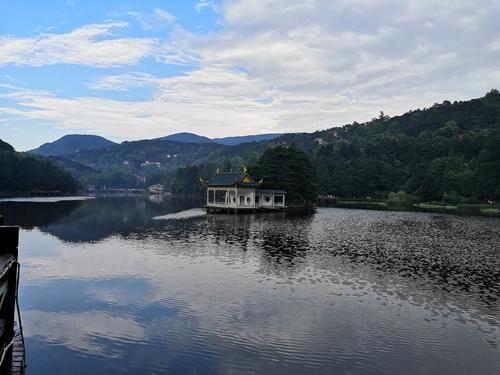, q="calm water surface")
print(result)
[0,197,499,374]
